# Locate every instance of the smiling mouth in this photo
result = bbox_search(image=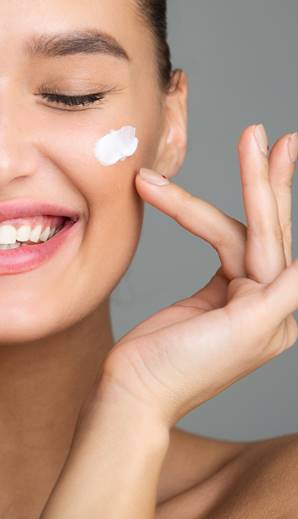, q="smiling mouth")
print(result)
[0,215,80,275]
[0,216,78,250]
